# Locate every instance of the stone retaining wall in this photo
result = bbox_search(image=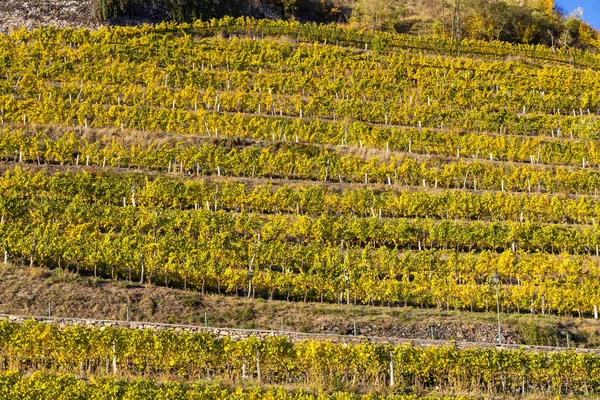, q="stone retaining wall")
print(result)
[0,313,593,354]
